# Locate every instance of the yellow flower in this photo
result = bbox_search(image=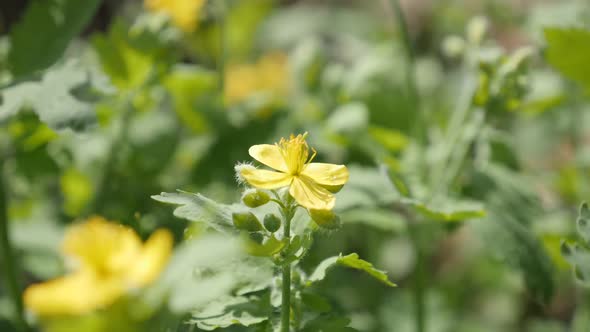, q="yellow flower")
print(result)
[23,217,173,316]
[224,52,289,107]
[239,133,349,210]
[144,0,205,32]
